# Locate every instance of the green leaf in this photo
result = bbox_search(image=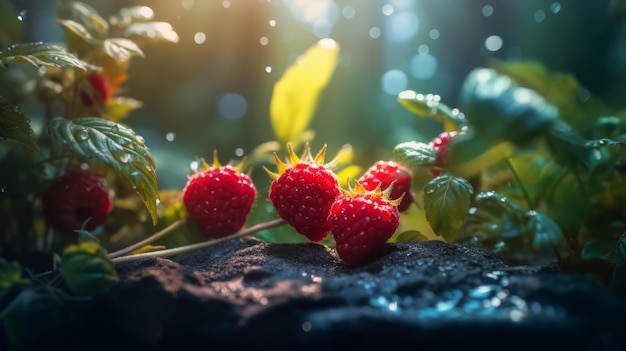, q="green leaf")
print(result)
[0,258,27,297]
[423,174,474,242]
[124,22,180,44]
[270,38,340,148]
[392,141,436,169]
[48,117,159,225]
[102,38,144,62]
[60,241,119,295]
[110,6,155,26]
[397,90,467,131]
[56,18,97,45]
[460,67,558,146]
[57,0,109,38]
[525,210,565,249]
[580,238,615,261]
[0,98,39,154]
[0,42,90,71]
[491,60,612,134]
